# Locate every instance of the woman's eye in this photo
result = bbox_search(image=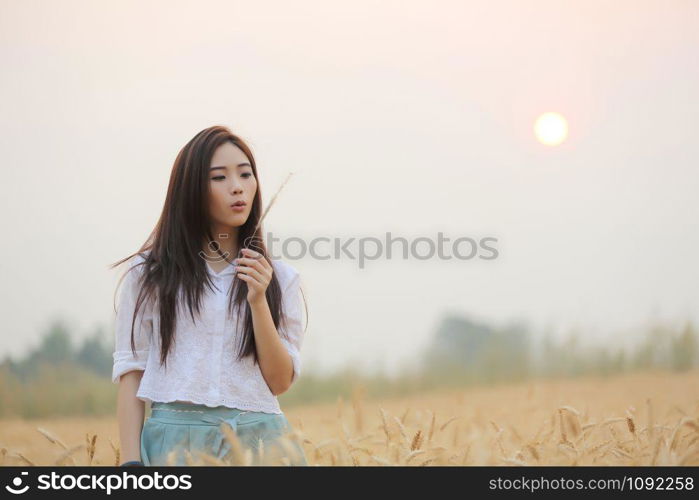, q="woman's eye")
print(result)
[211,173,252,181]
